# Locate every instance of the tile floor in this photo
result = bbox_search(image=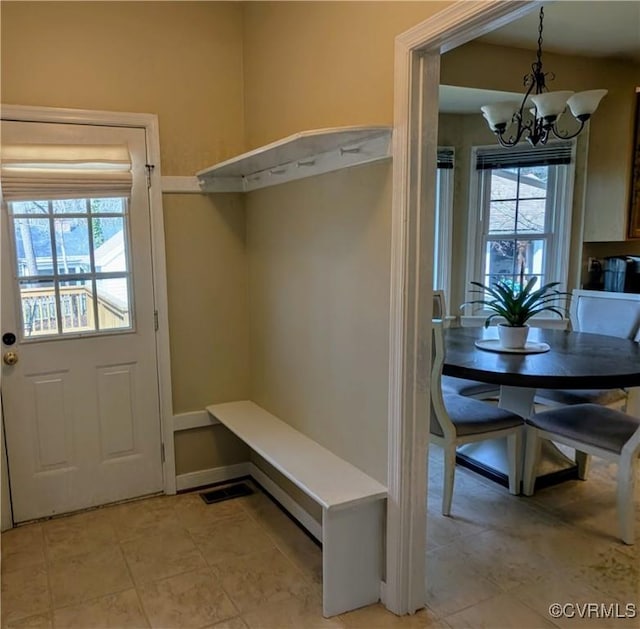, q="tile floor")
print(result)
[1,449,638,629]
